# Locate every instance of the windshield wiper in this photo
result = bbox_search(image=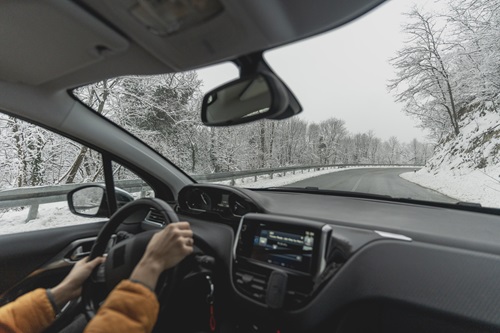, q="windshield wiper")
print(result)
[256,187,500,215]
[455,201,482,208]
[262,187,484,208]
[262,186,393,201]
